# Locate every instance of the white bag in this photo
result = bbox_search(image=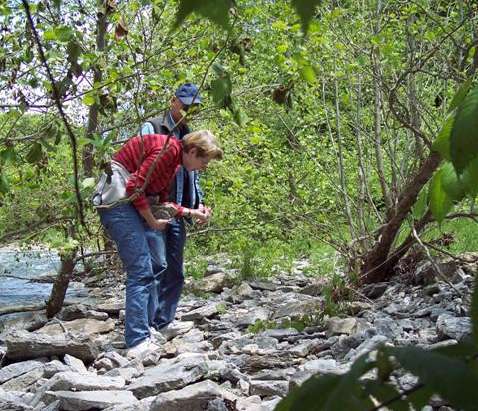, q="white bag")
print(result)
[92,161,131,208]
